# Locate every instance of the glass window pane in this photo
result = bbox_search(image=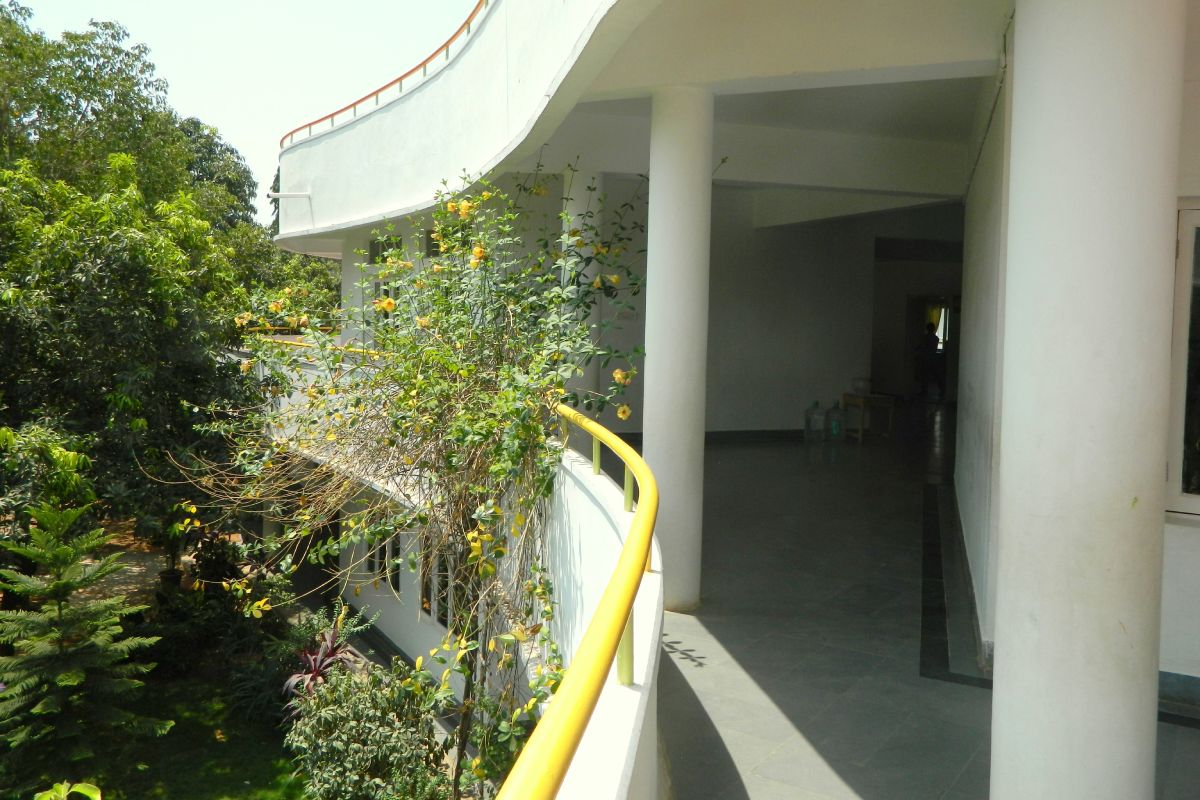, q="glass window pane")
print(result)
[1183,229,1200,494]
